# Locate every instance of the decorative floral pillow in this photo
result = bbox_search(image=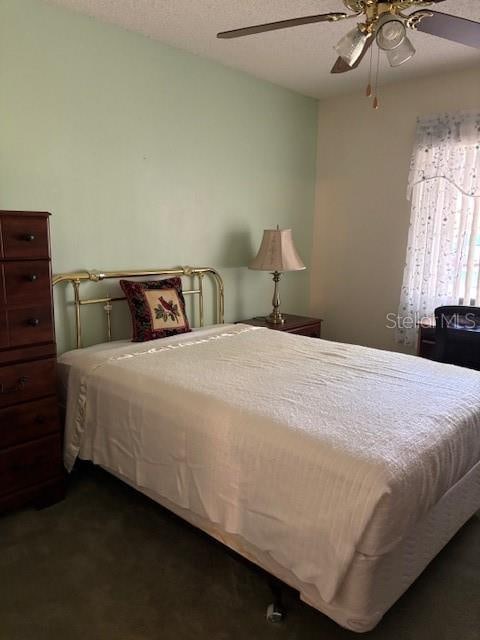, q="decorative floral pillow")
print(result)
[120,277,191,342]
